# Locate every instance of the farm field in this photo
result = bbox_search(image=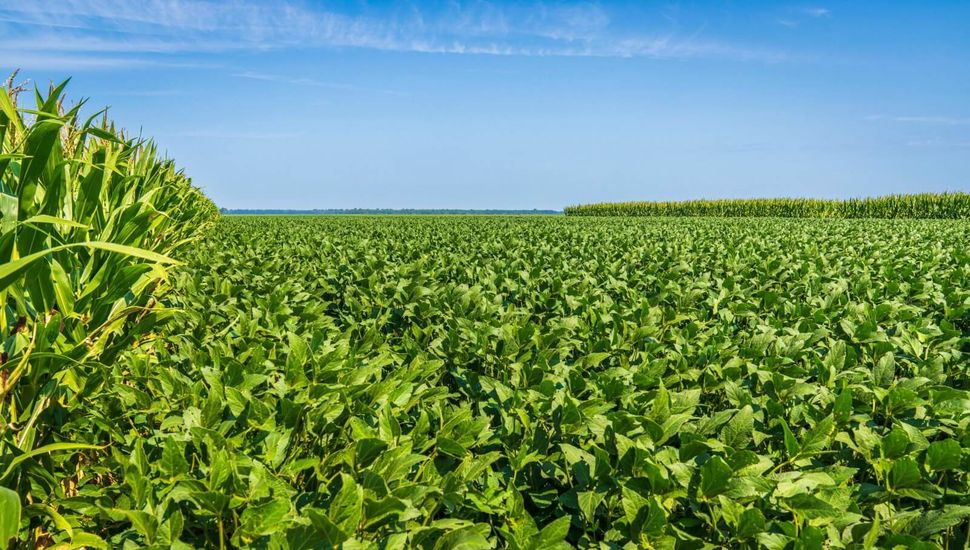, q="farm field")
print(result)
[5,1,970,545]
[13,214,969,548]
